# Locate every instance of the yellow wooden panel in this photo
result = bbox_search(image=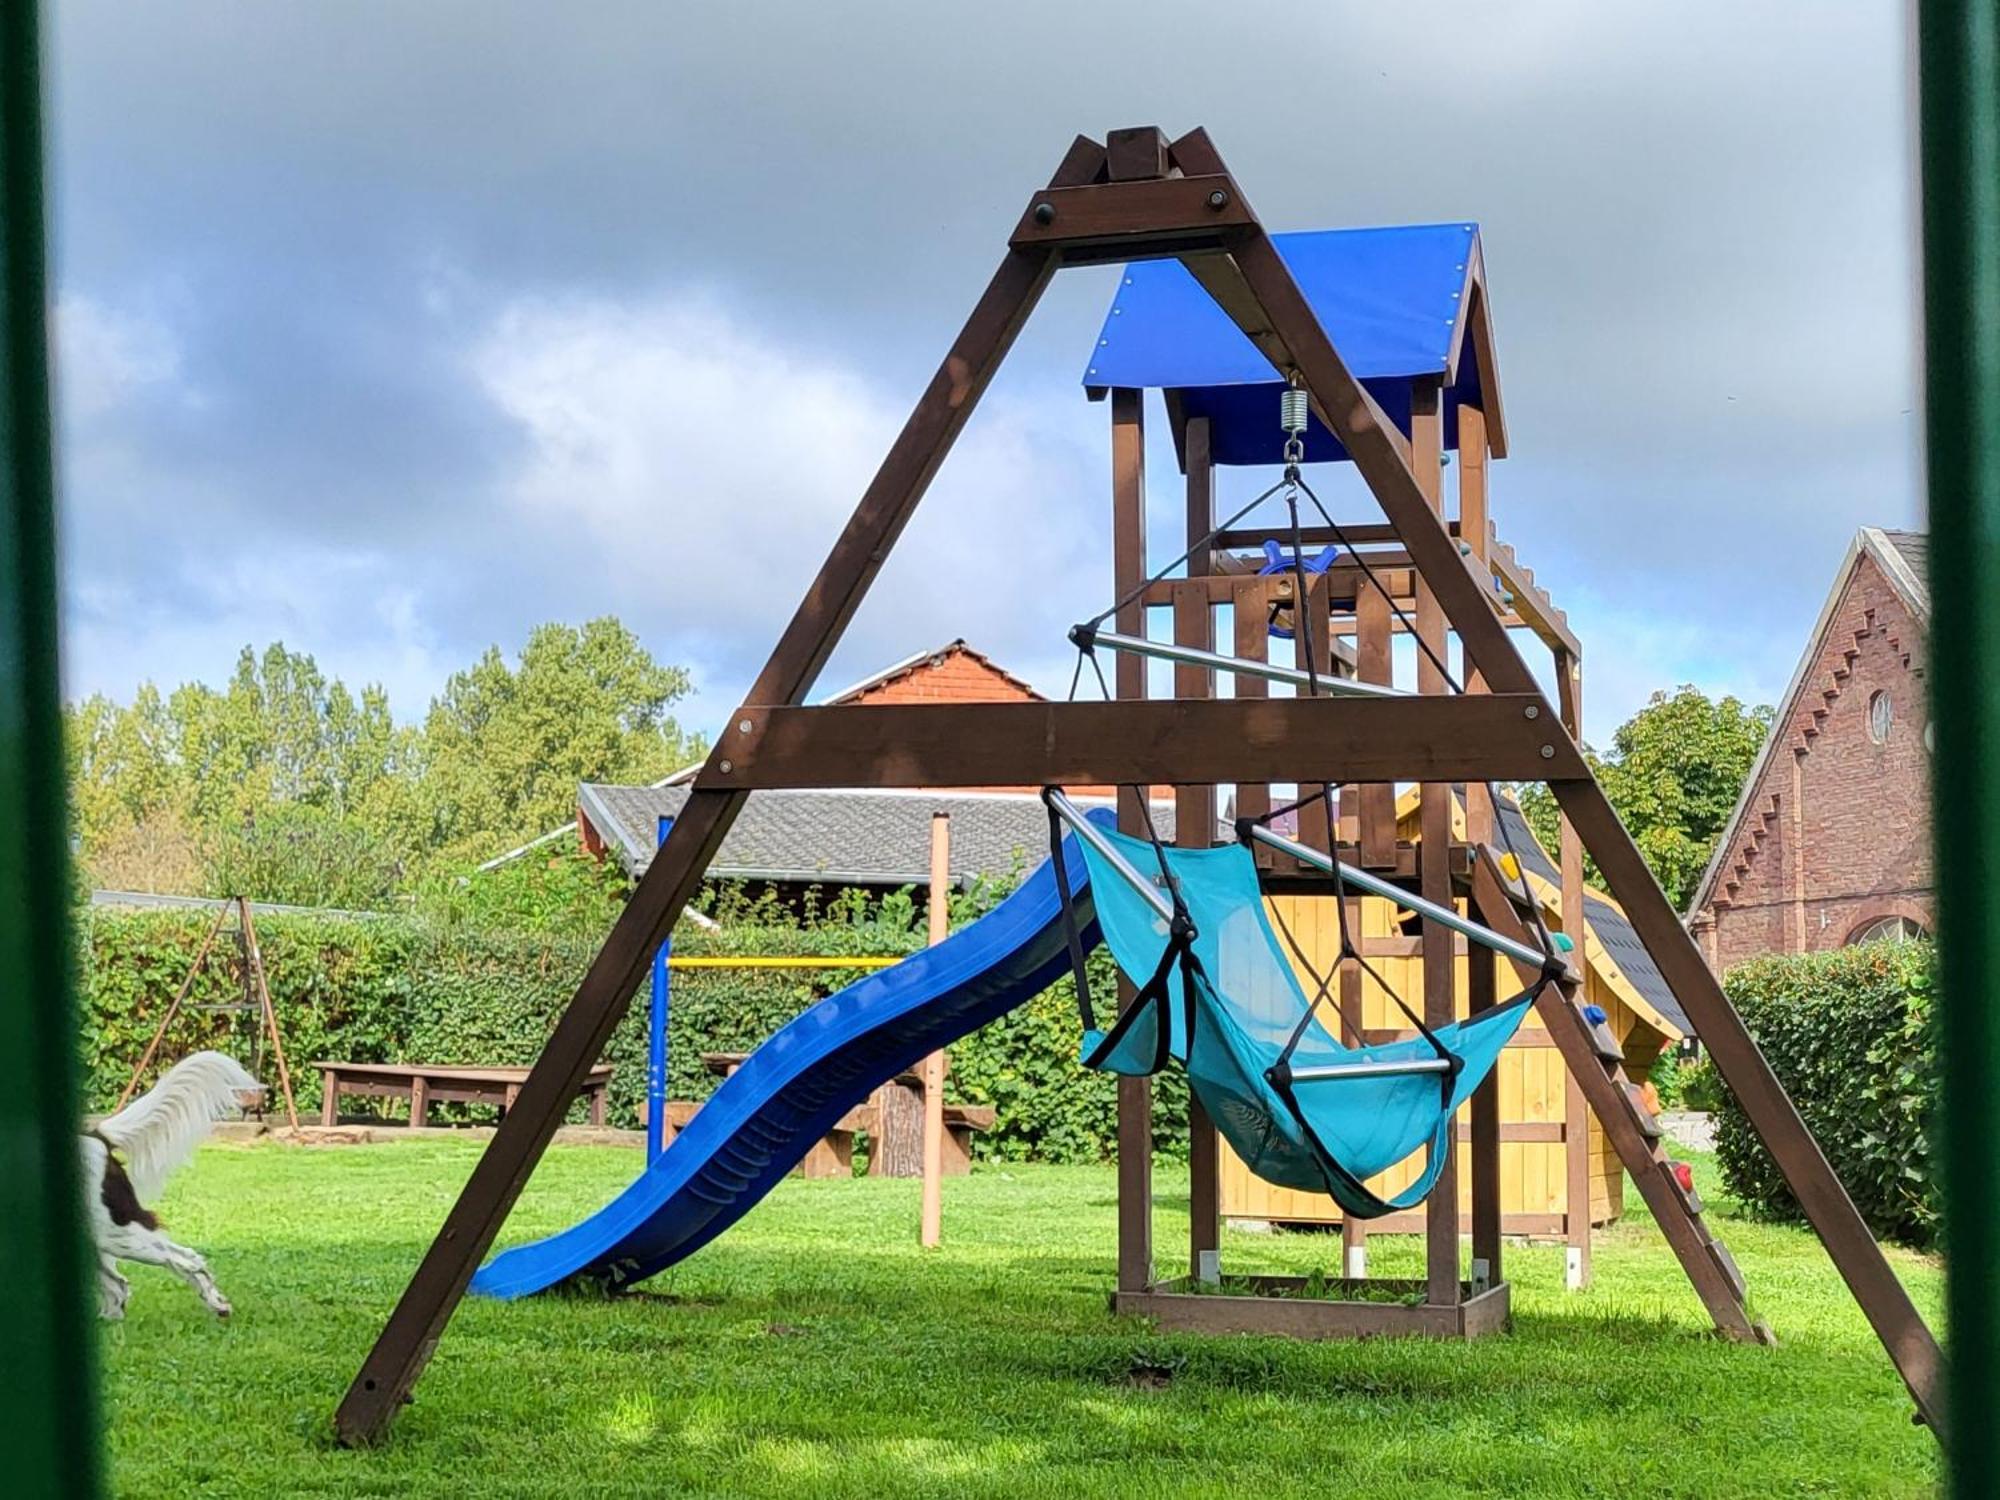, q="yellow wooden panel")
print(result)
[1222,891,1667,1228]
